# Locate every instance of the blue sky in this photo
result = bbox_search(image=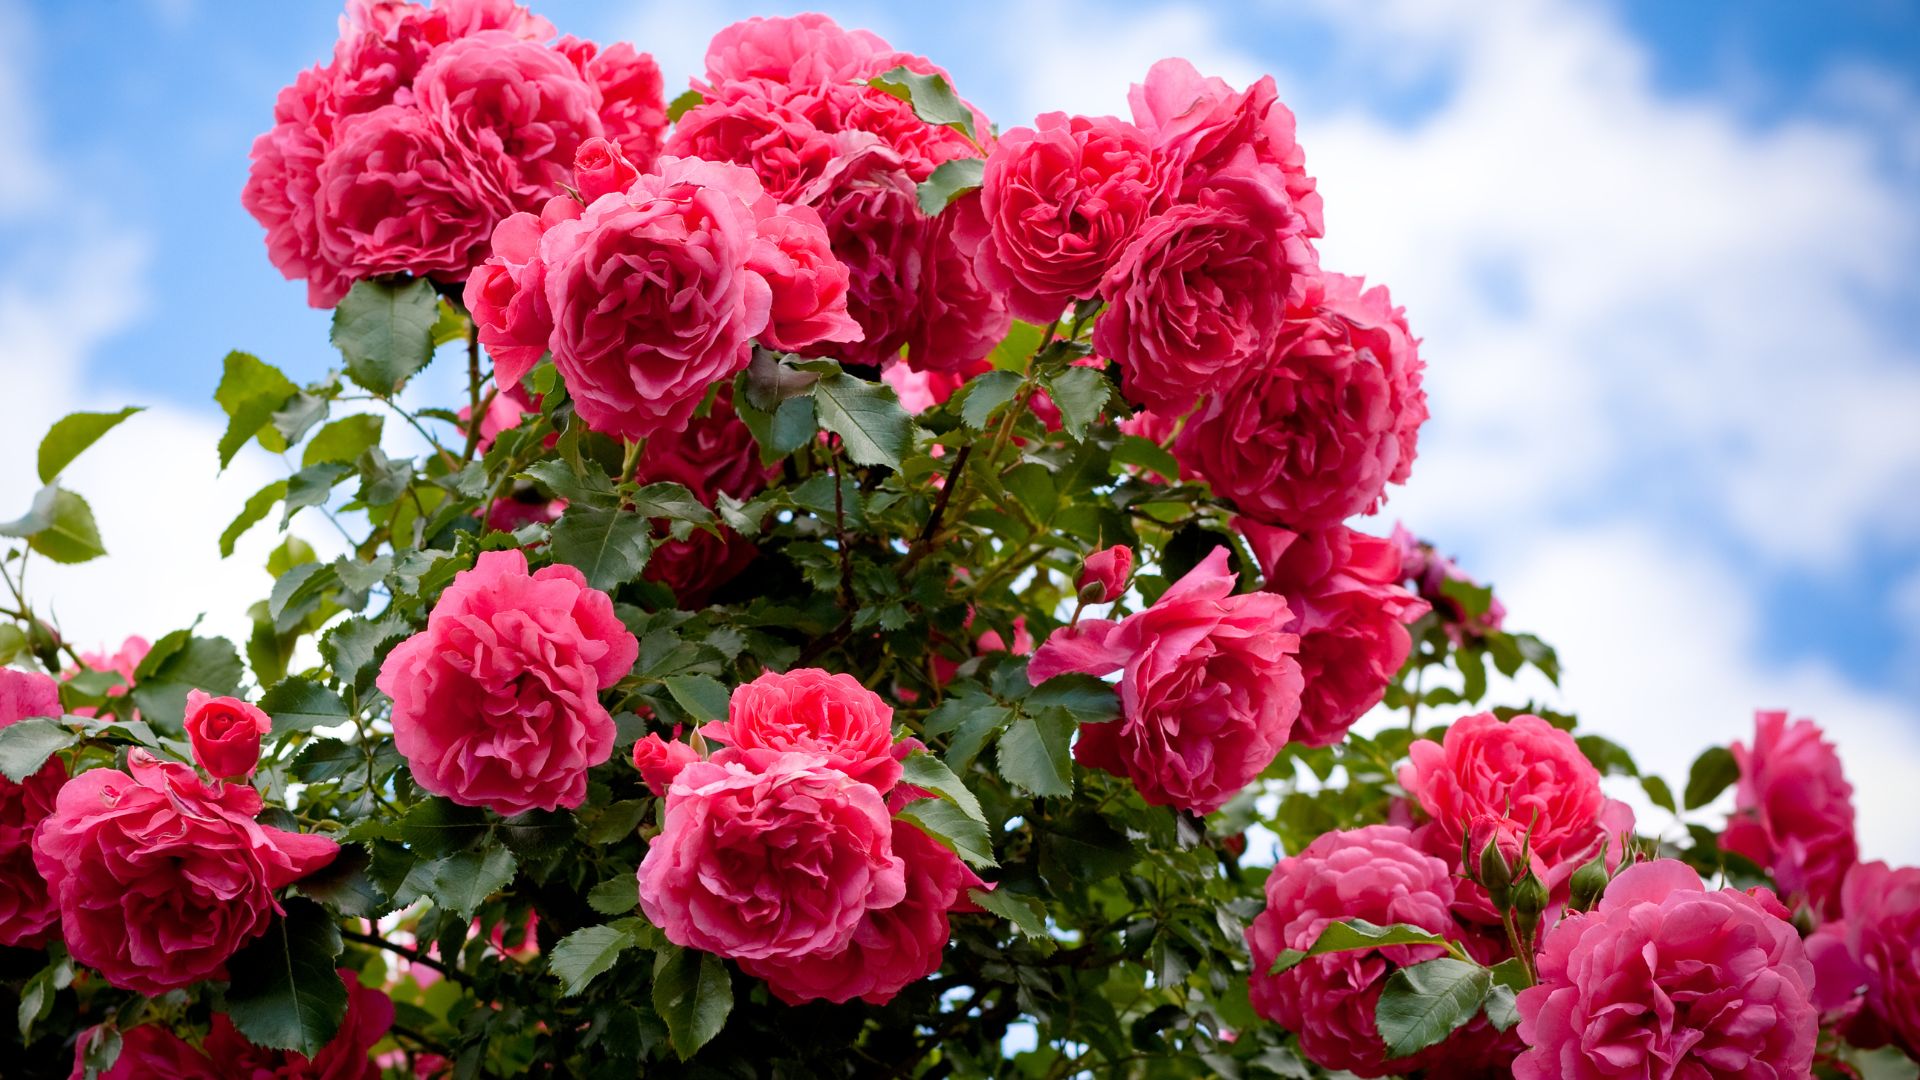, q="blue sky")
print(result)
[3,0,1918,858]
